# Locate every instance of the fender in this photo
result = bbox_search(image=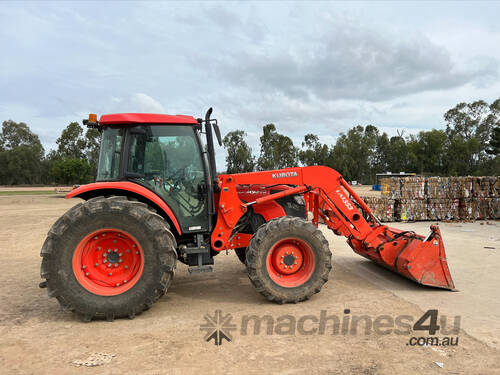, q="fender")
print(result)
[66,182,182,235]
